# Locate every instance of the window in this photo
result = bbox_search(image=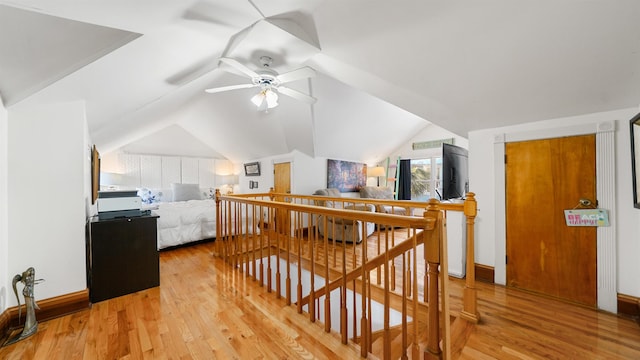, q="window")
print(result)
[410,157,442,201]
